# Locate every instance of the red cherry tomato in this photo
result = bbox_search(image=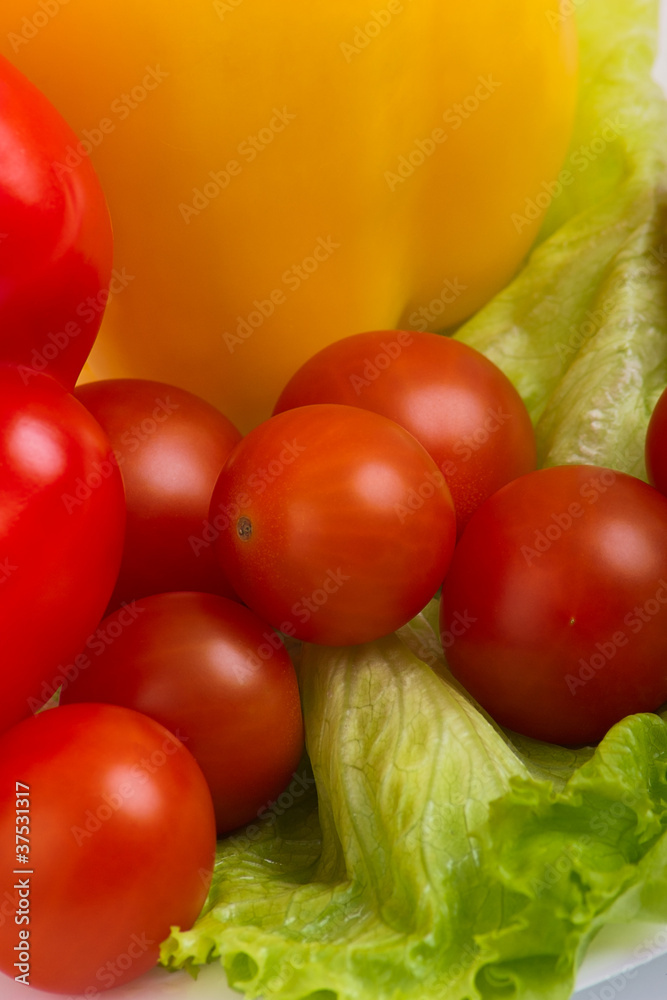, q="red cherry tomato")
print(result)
[74,379,242,610]
[0,703,215,995]
[646,386,667,496]
[273,330,536,532]
[0,55,113,388]
[440,465,667,746]
[60,591,304,835]
[0,365,124,733]
[211,403,457,645]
